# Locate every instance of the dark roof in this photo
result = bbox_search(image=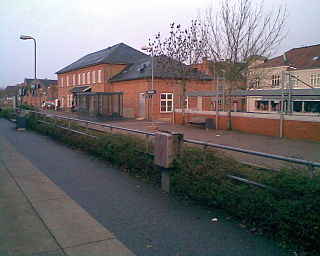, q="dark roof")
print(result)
[109,56,214,83]
[24,78,57,88]
[69,86,91,93]
[56,43,147,74]
[4,85,21,96]
[257,44,320,69]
